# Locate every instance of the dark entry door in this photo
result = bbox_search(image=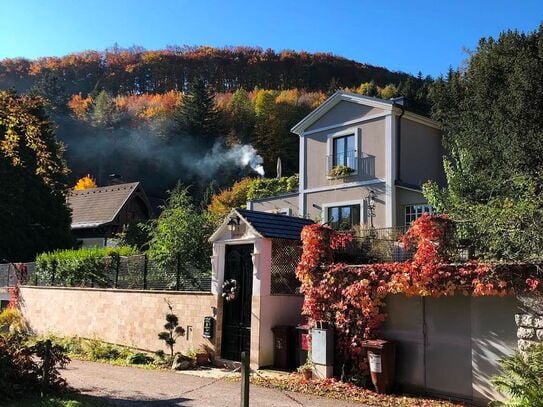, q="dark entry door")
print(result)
[221,244,253,361]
